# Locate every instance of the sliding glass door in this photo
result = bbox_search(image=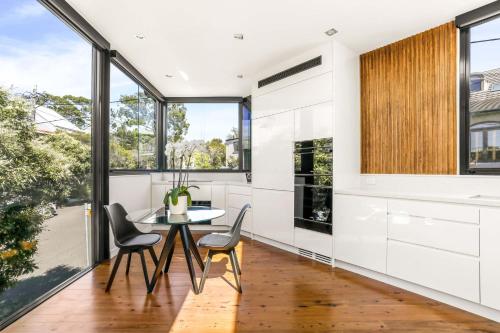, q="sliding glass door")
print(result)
[0,0,93,323]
